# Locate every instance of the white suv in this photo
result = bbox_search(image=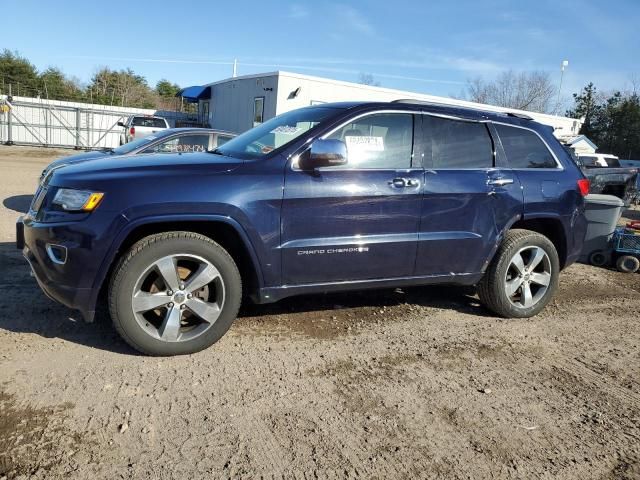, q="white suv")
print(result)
[118,115,169,145]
